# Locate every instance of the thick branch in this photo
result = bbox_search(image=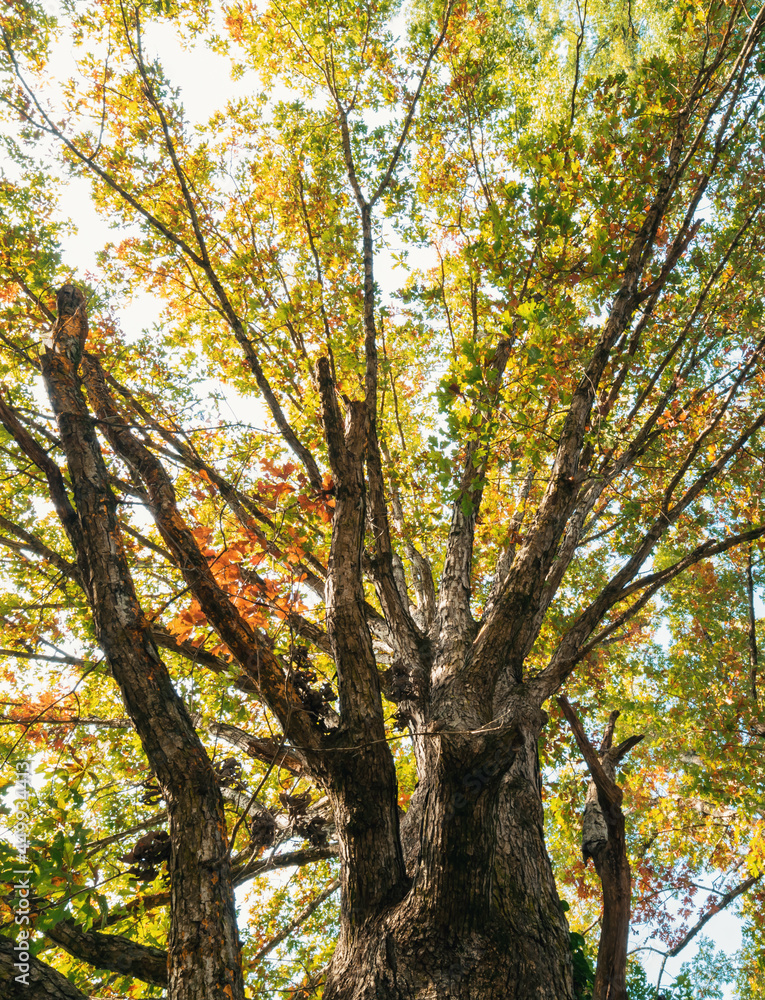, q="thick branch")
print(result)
[530,445,765,707]
[559,698,643,1000]
[0,713,124,727]
[232,845,338,888]
[80,352,321,751]
[0,936,87,1000]
[466,28,763,706]
[44,922,167,988]
[317,355,381,740]
[0,396,84,573]
[0,514,78,581]
[558,697,622,808]
[191,714,306,775]
[316,354,407,919]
